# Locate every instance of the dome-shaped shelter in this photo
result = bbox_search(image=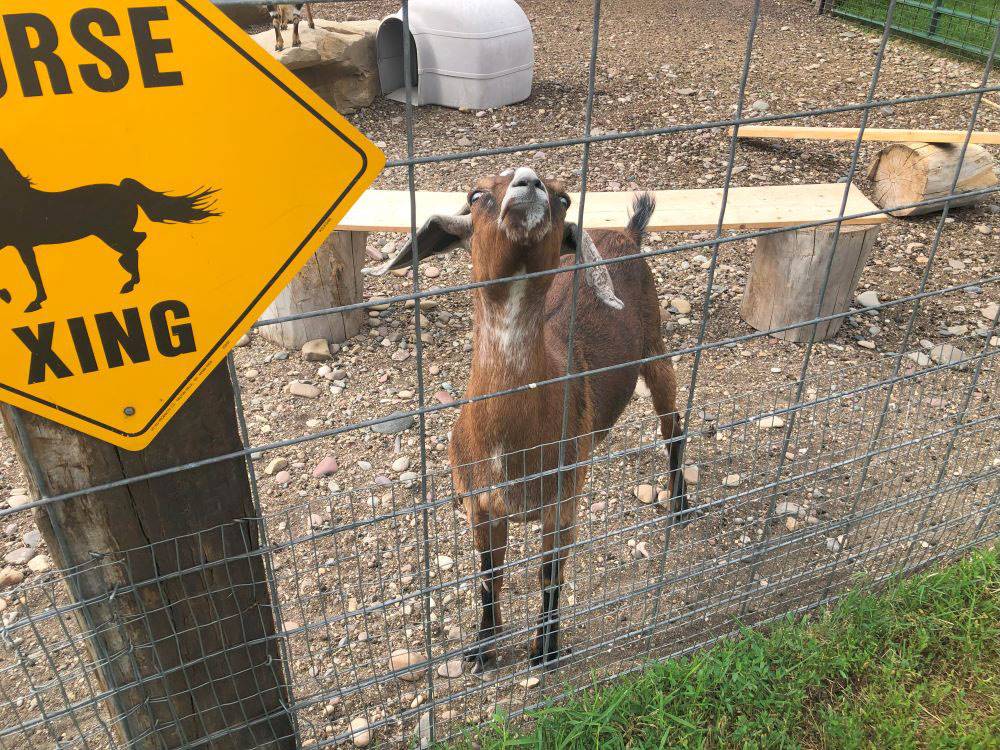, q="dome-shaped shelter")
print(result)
[377,0,534,110]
